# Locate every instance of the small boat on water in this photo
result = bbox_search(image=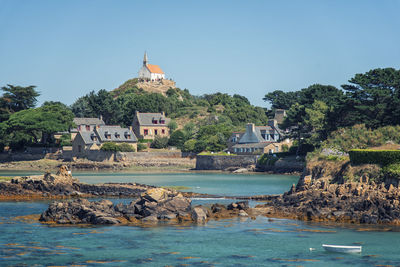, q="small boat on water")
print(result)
[322,244,362,253]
